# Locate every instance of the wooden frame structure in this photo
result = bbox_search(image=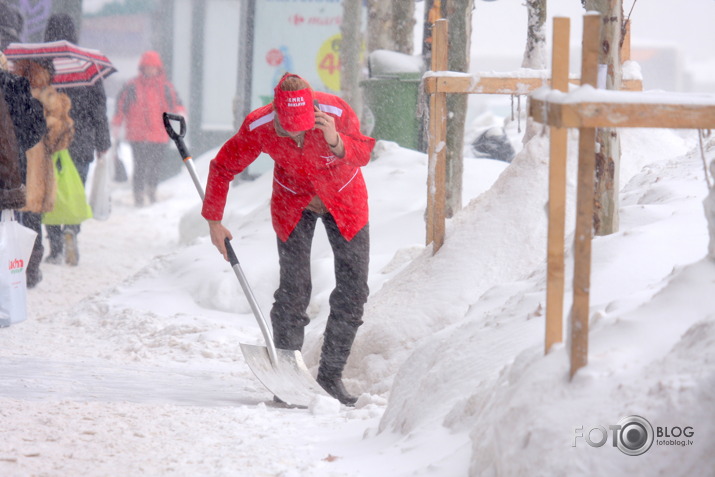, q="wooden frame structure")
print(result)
[530,15,715,378]
[424,20,641,253]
